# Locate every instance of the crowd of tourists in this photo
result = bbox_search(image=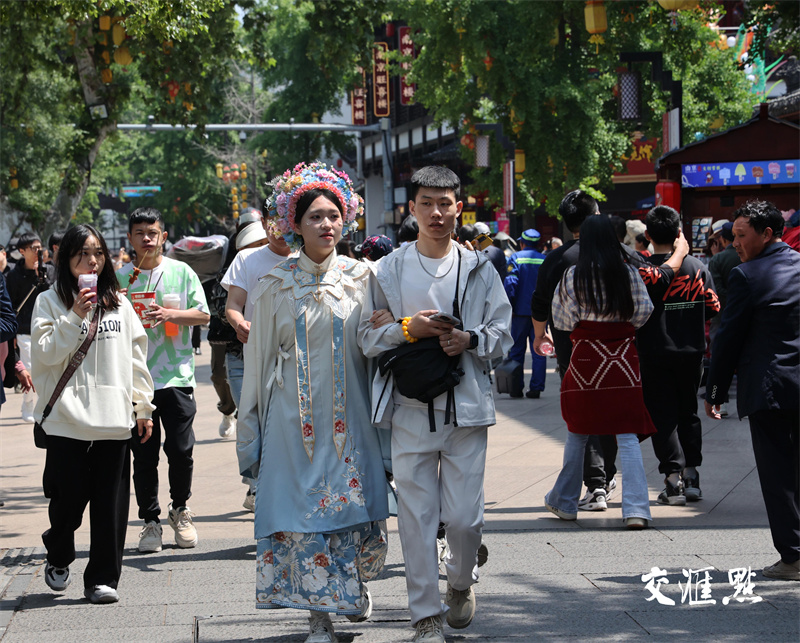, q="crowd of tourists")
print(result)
[0,162,796,643]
